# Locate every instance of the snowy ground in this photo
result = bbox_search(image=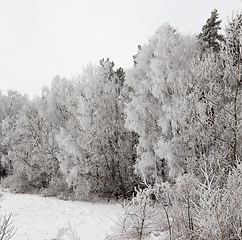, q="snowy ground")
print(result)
[0,191,123,240]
